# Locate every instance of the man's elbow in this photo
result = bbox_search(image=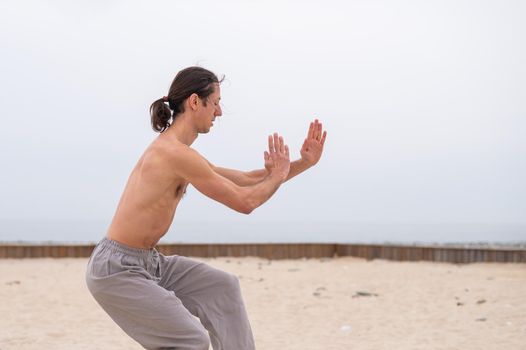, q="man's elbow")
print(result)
[230,188,257,214]
[238,203,255,215]
[238,208,253,215]
[236,198,257,215]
